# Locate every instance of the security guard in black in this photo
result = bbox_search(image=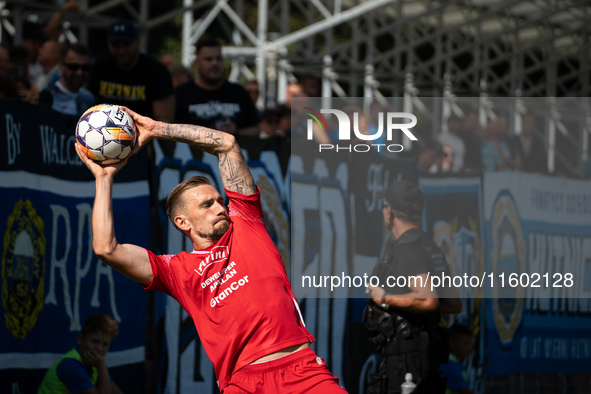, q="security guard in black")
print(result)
[364,181,456,394]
